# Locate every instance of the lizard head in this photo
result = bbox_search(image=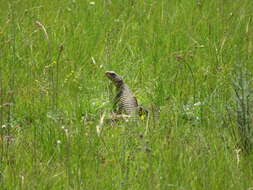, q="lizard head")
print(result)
[105,71,123,86]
